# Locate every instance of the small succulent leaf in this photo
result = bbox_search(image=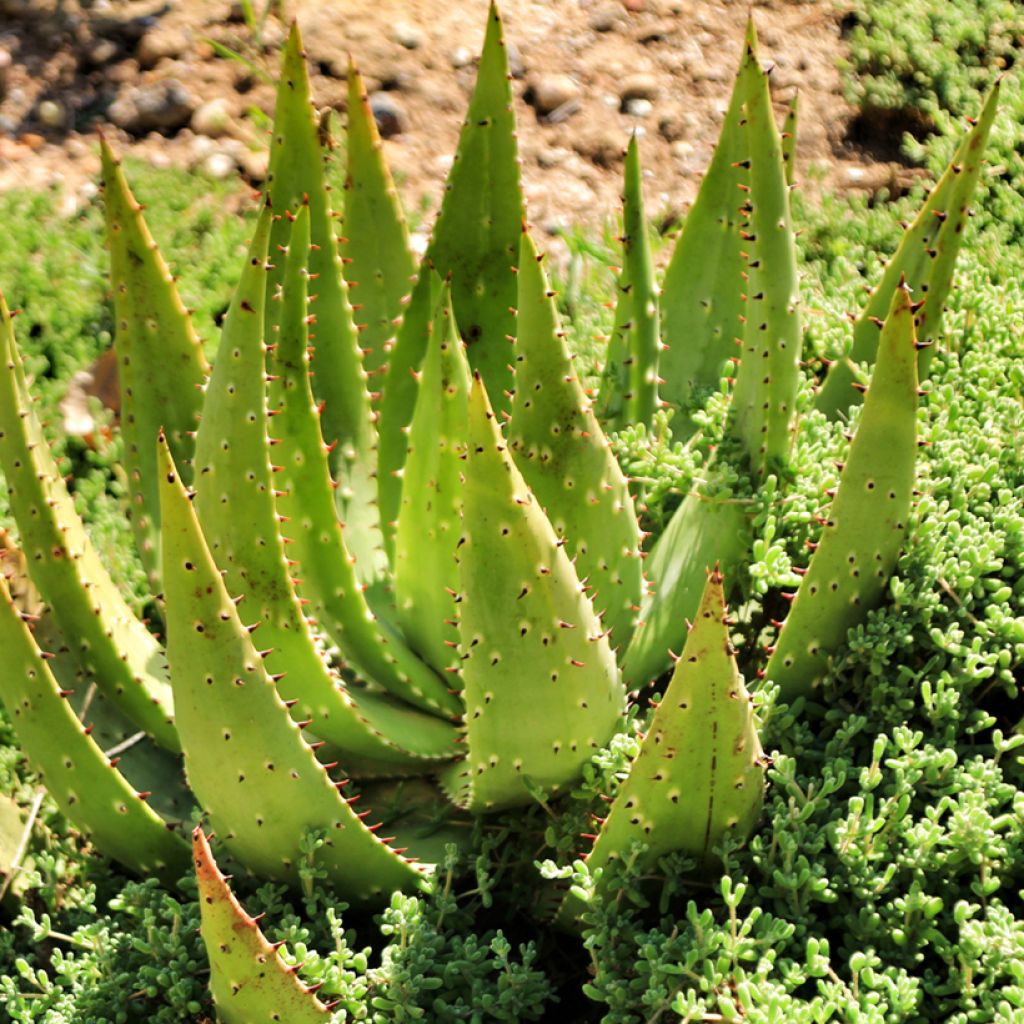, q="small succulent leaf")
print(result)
[509,228,643,647]
[658,20,761,438]
[342,58,417,386]
[815,80,1000,419]
[767,285,918,701]
[426,1,522,414]
[781,91,798,187]
[193,828,331,1024]
[394,284,469,676]
[559,571,764,925]
[160,440,434,900]
[100,137,209,591]
[269,207,459,719]
[728,58,802,476]
[622,488,751,689]
[377,265,447,560]
[620,134,661,428]
[266,24,385,581]
[0,290,178,750]
[191,208,456,764]
[439,377,625,811]
[0,572,189,883]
